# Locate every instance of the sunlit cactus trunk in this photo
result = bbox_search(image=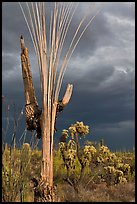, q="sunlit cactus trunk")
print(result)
[19,2,96,201]
[20,36,73,201]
